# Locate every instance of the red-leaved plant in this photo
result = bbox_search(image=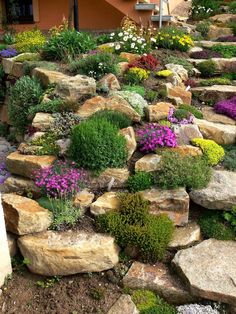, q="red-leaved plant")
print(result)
[128,54,159,71]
